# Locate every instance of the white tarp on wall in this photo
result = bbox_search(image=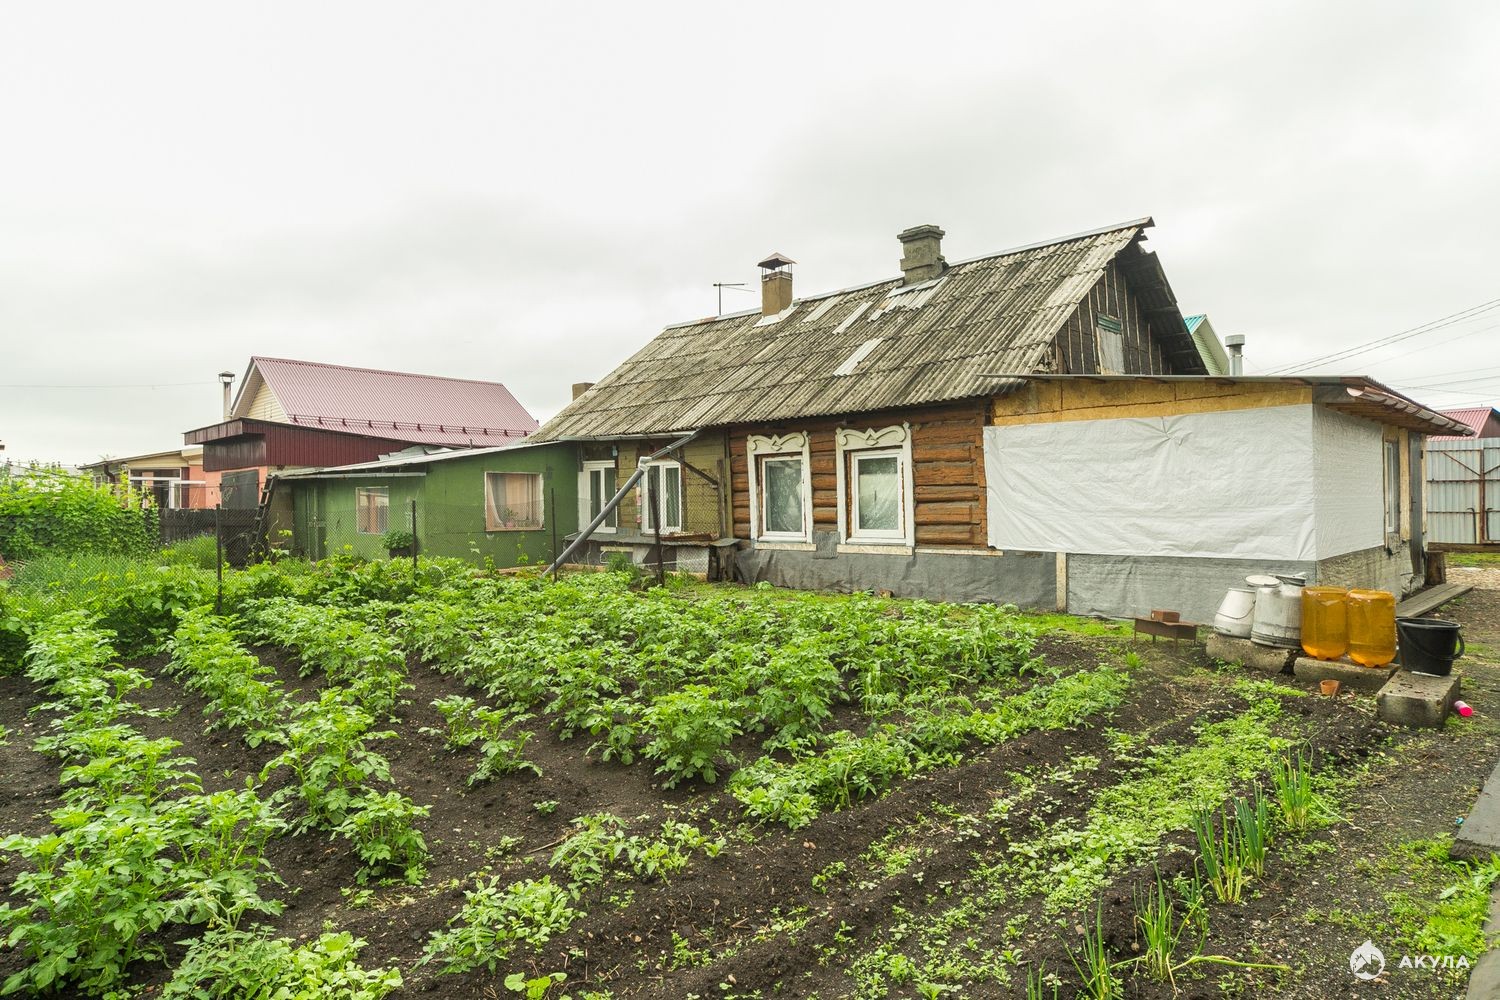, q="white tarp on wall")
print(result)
[984,404,1319,560]
[1312,406,1384,558]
